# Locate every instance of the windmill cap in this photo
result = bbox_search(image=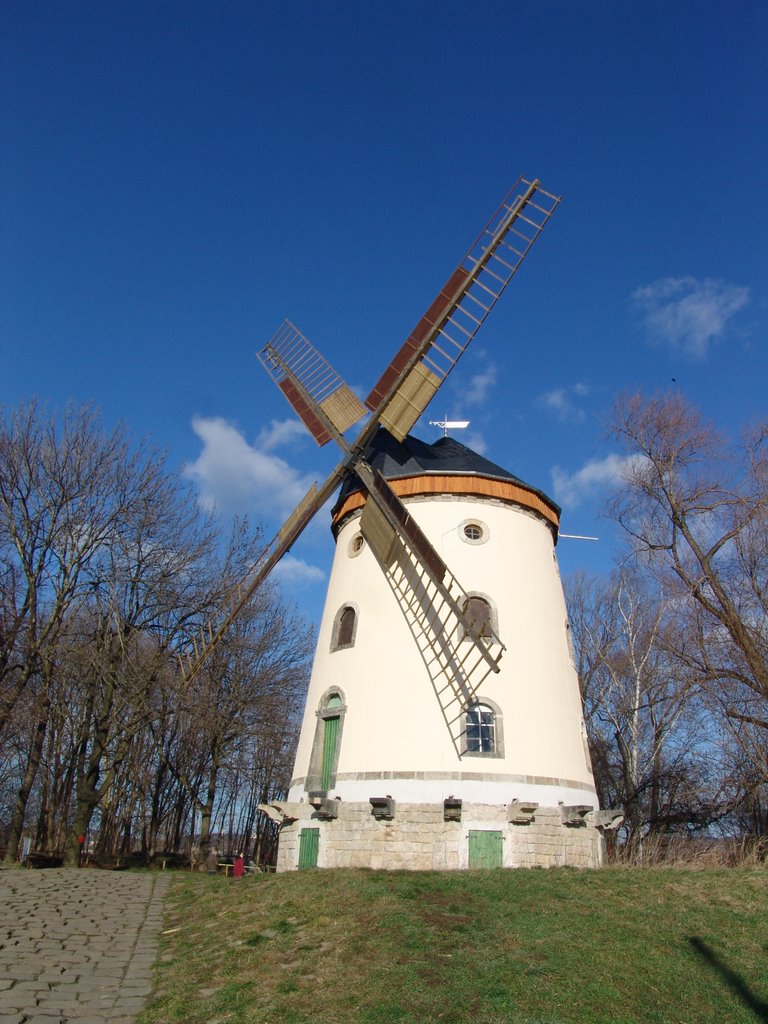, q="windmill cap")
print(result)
[333,428,561,529]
